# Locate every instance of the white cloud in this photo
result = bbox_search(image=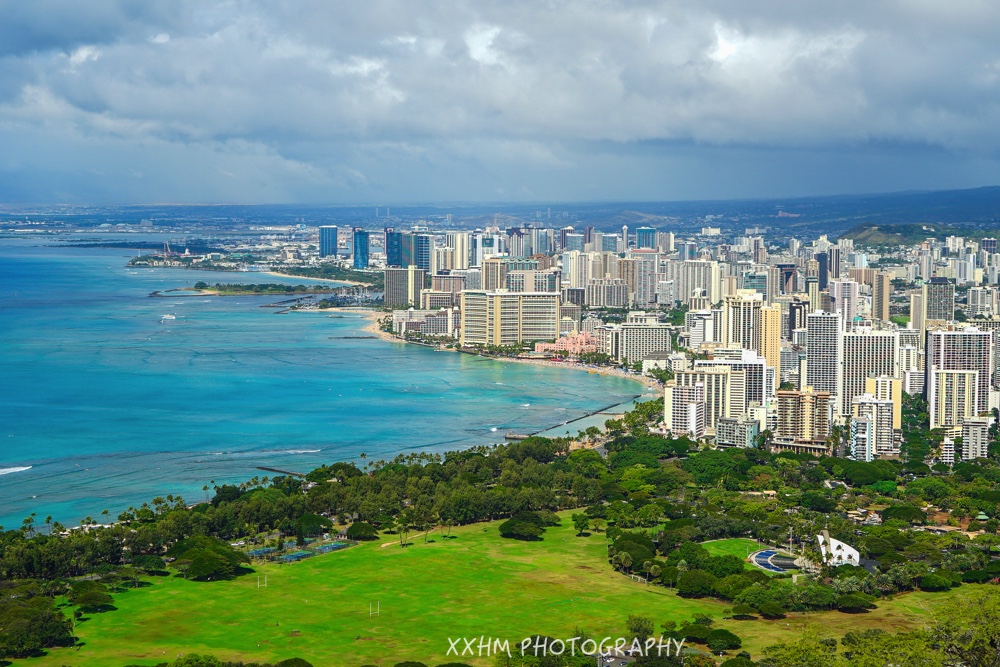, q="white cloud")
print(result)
[0,1,999,202]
